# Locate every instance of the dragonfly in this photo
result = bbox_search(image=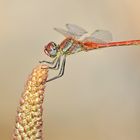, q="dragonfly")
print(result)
[40,24,140,82]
